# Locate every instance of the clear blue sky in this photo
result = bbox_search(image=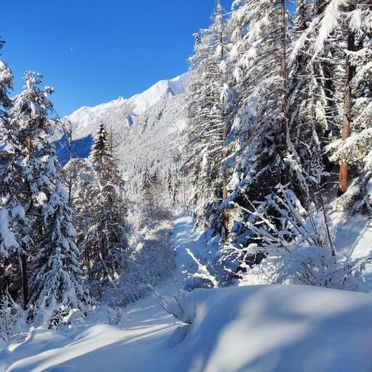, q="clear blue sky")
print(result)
[1,0,232,116]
